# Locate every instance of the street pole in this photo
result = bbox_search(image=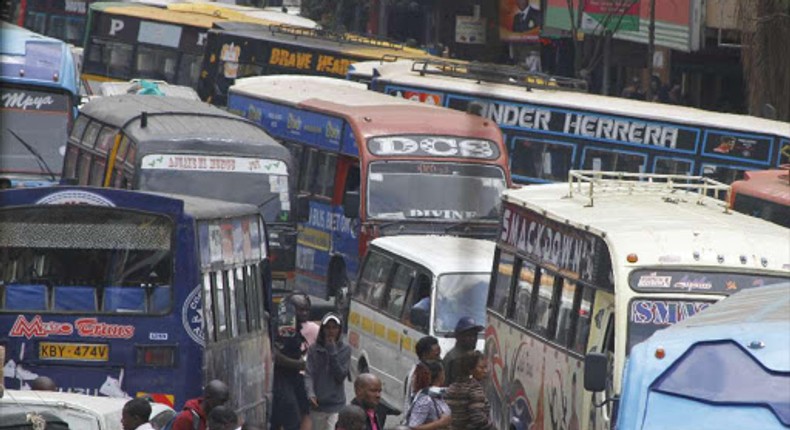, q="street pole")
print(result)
[646,0,656,101]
